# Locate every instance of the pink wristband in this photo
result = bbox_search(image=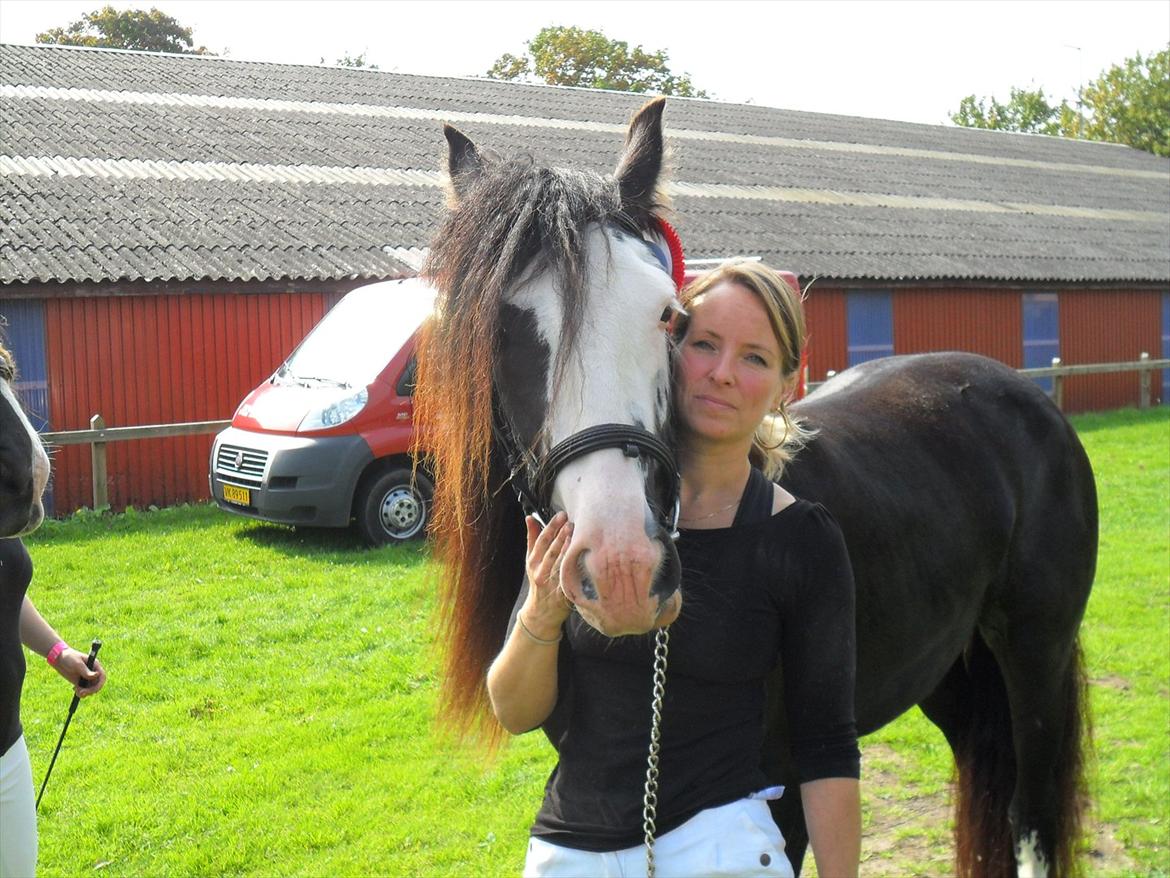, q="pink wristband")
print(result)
[46,640,68,666]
